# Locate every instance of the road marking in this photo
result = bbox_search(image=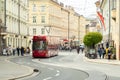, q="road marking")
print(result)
[55,70,60,76]
[55,73,60,76]
[43,77,52,80]
[57,70,60,73]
